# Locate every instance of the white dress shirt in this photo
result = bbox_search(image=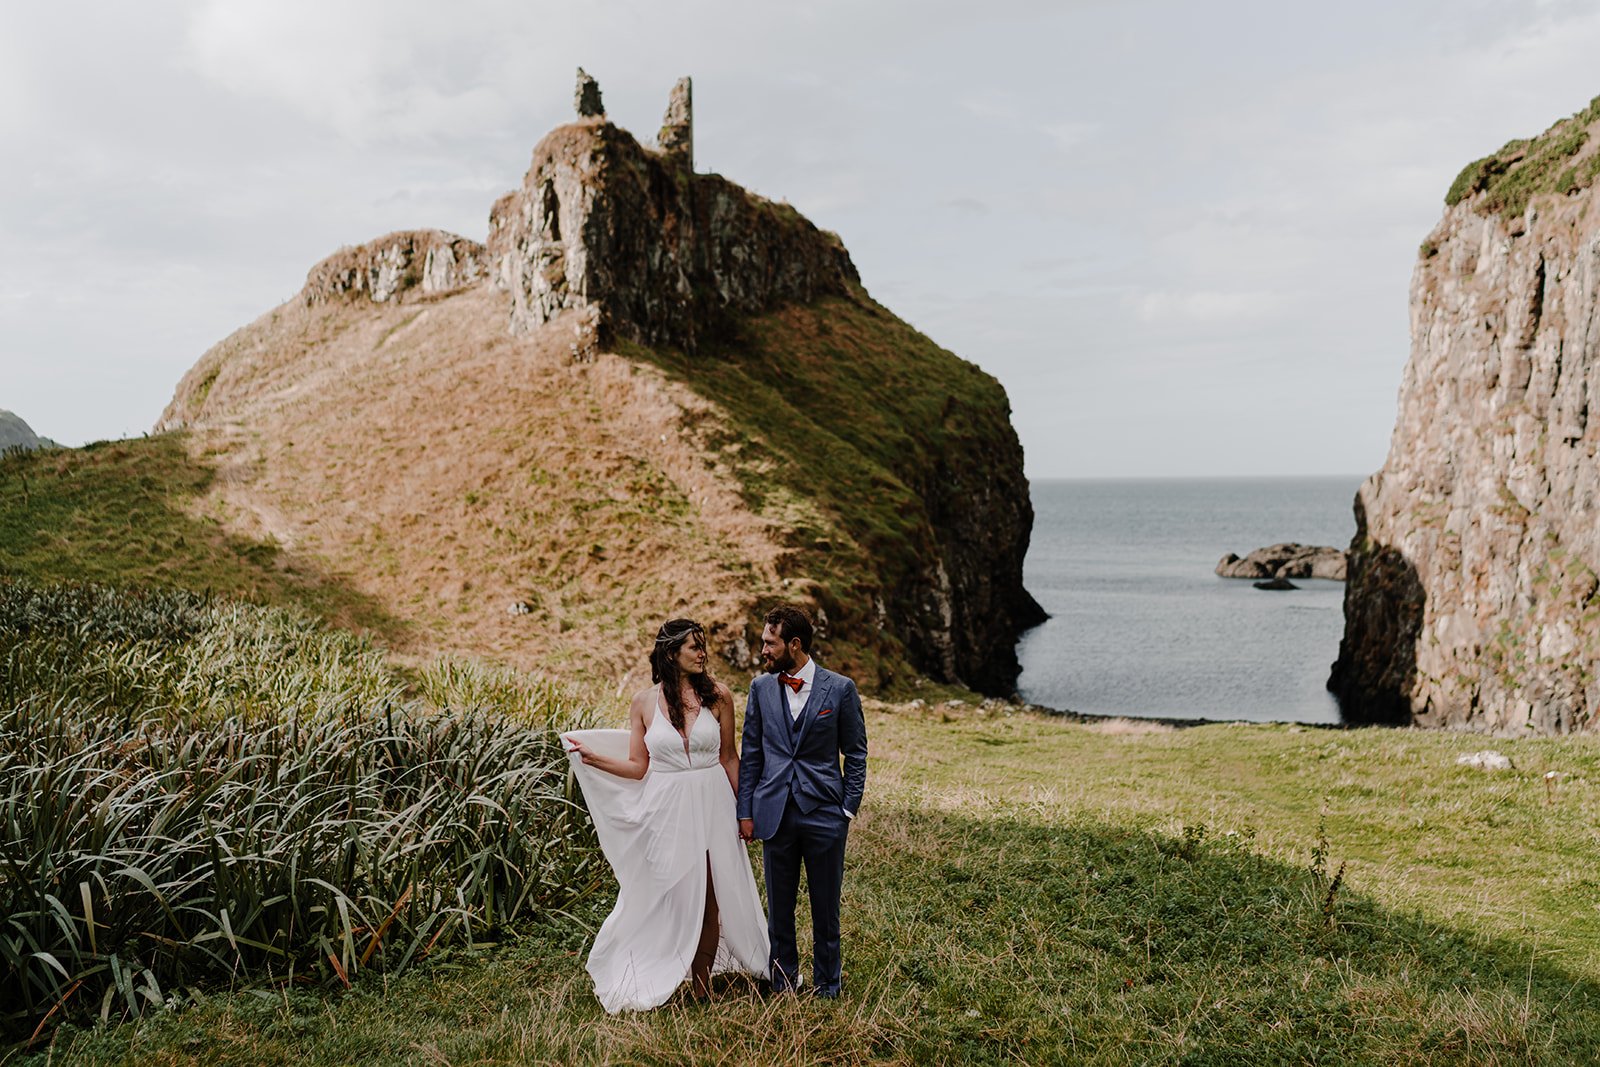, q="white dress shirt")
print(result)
[781,656,816,720]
